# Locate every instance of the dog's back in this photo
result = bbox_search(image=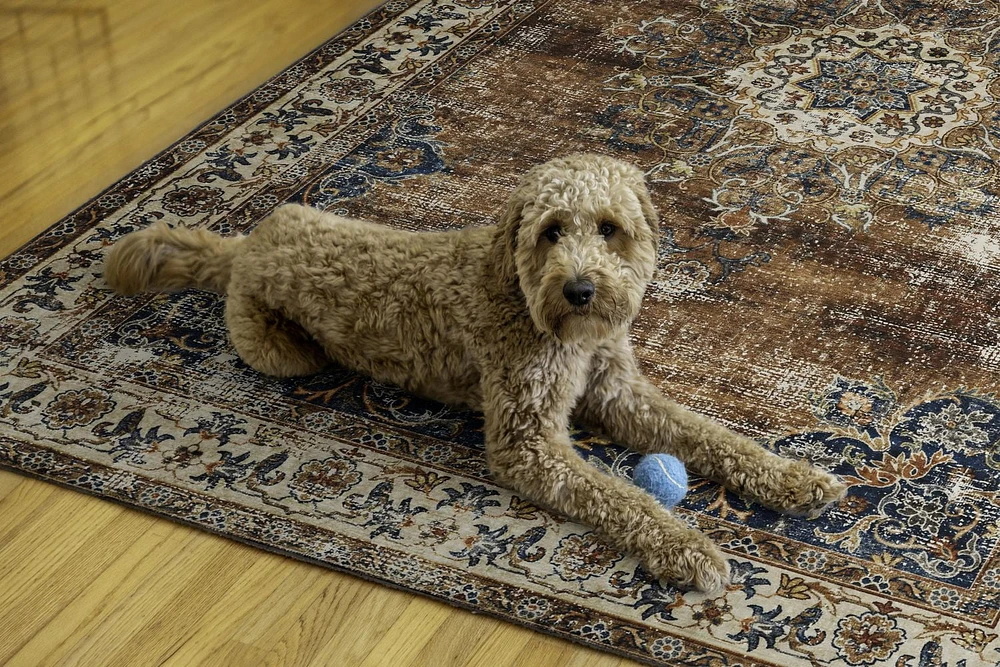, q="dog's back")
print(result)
[106,204,494,404]
[241,204,493,405]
